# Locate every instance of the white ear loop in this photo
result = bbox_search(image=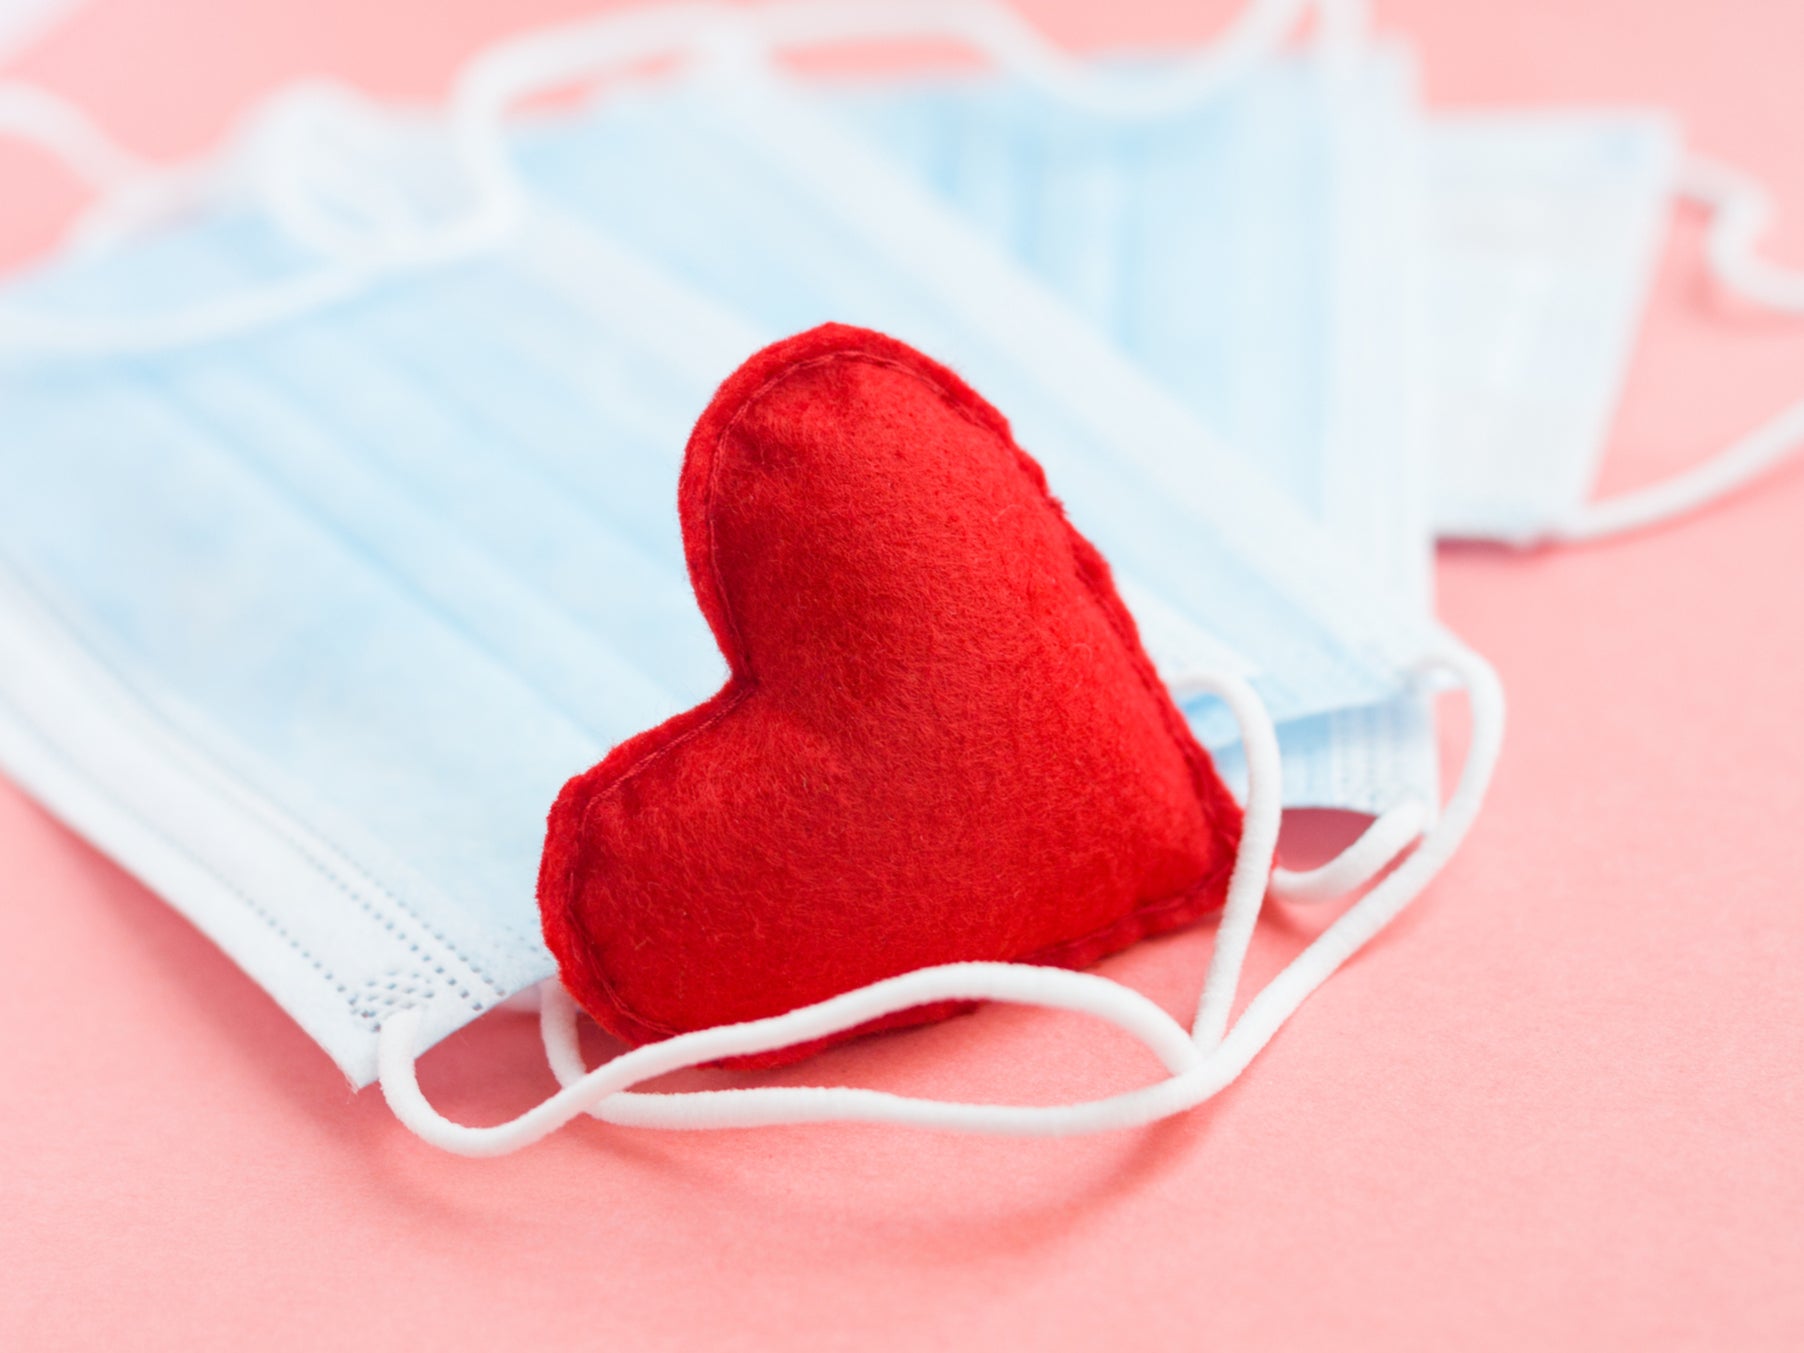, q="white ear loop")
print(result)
[1269,795,1431,903]
[0,80,145,193]
[385,962,1212,1156]
[452,0,1321,259]
[0,81,408,353]
[0,5,739,356]
[247,83,462,265]
[1684,154,1804,310]
[0,0,1313,358]
[378,668,1279,1155]
[380,641,1503,1155]
[1549,153,1804,544]
[720,0,1316,117]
